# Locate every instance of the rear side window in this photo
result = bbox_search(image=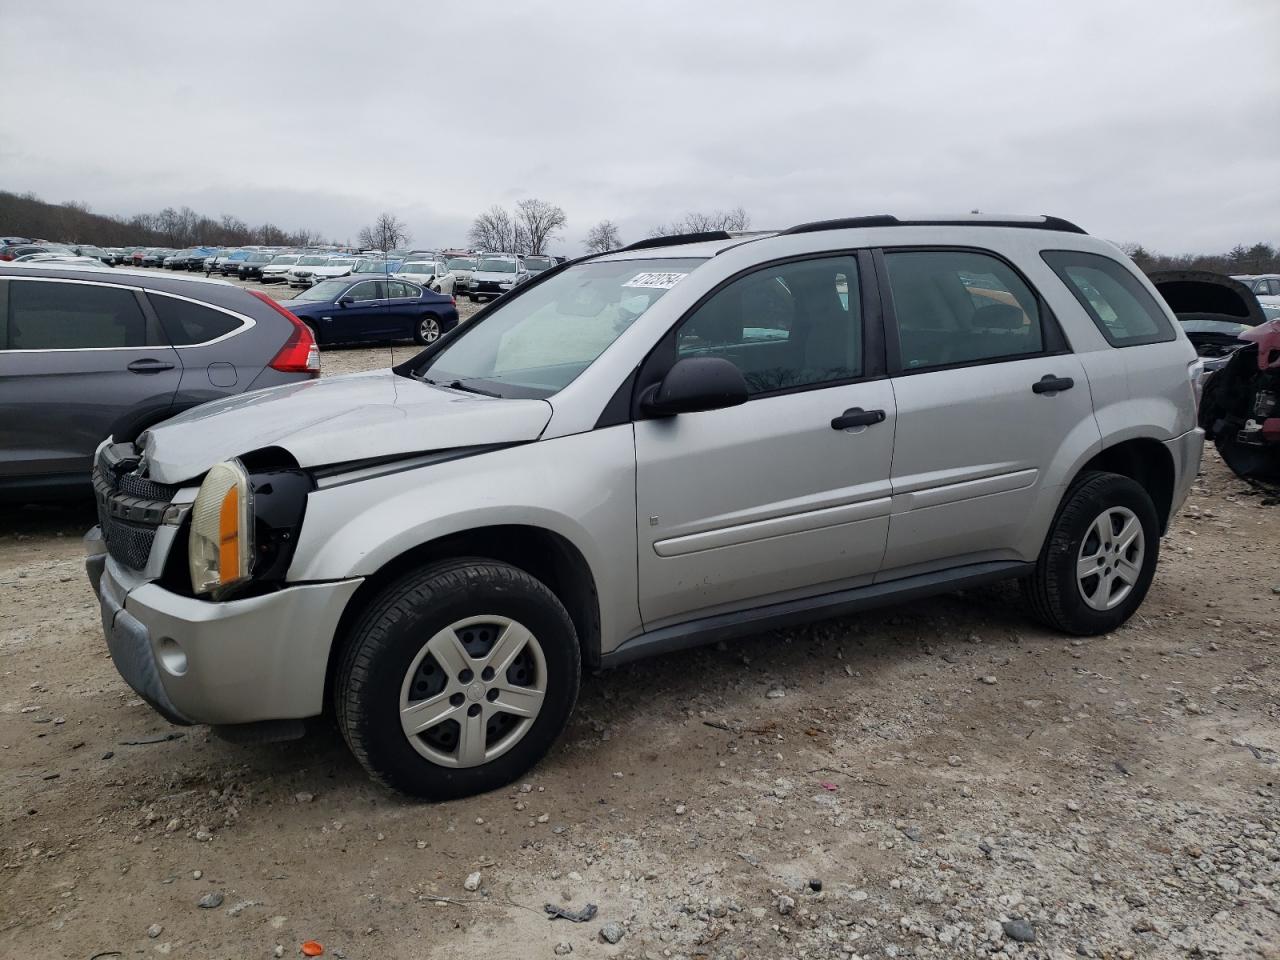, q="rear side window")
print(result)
[883,249,1044,371]
[5,280,150,349]
[148,293,243,345]
[1041,250,1174,347]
